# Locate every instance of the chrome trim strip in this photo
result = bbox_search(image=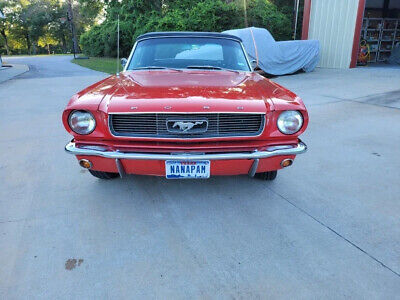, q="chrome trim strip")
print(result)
[240,42,253,72]
[137,36,243,42]
[108,113,266,139]
[65,140,307,161]
[124,42,137,72]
